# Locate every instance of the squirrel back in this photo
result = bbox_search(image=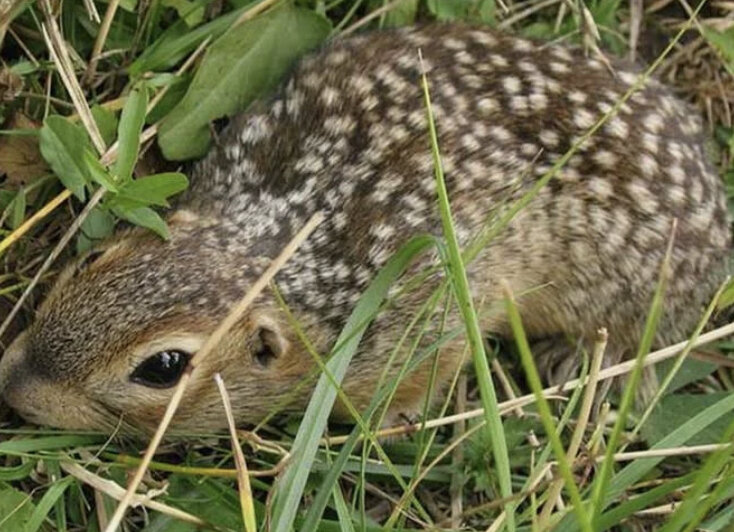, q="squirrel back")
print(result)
[0,25,730,432]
